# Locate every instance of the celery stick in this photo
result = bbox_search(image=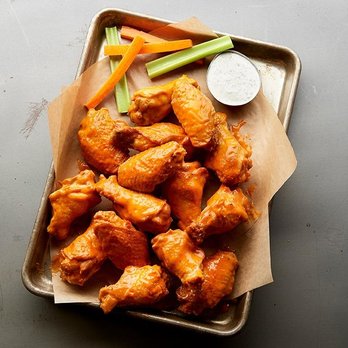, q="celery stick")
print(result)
[146,36,233,79]
[105,27,131,113]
